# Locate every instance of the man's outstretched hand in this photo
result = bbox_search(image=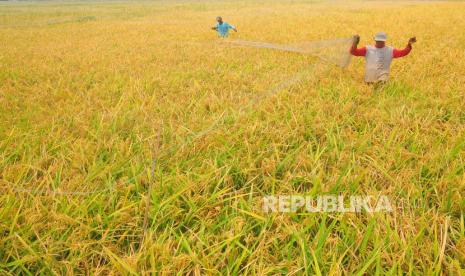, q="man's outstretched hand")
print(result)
[408,37,417,45]
[353,35,360,45]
